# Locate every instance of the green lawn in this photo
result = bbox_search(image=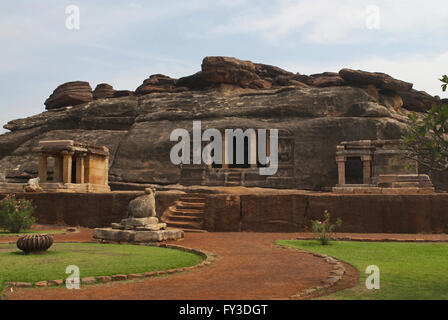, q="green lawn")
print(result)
[277,240,448,300]
[0,229,67,237]
[0,243,204,290]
